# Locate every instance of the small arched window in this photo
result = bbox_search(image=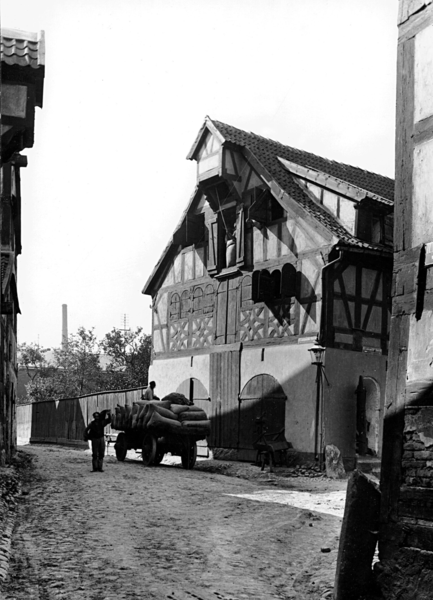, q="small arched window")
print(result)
[193,287,204,315]
[281,263,296,298]
[181,290,191,318]
[271,270,281,299]
[204,284,215,314]
[169,293,180,321]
